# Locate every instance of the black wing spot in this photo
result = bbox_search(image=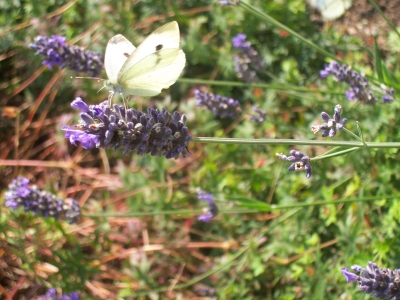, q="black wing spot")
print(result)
[123,53,130,58]
[156,44,163,51]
